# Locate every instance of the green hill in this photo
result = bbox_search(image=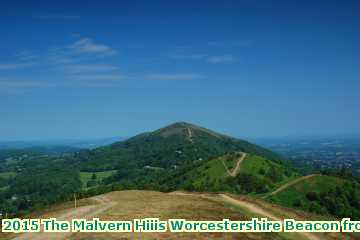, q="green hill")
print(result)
[74,122,280,171]
[267,174,360,218]
[159,152,298,195]
[239,154,300,191]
